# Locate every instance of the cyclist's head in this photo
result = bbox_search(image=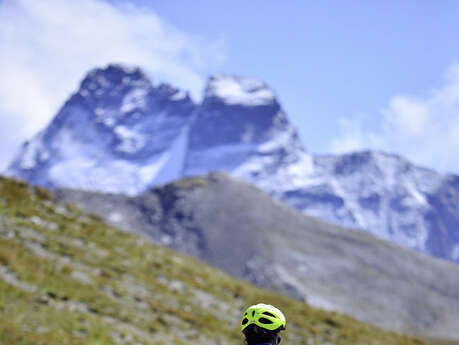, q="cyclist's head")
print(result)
[241,303,286,345]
